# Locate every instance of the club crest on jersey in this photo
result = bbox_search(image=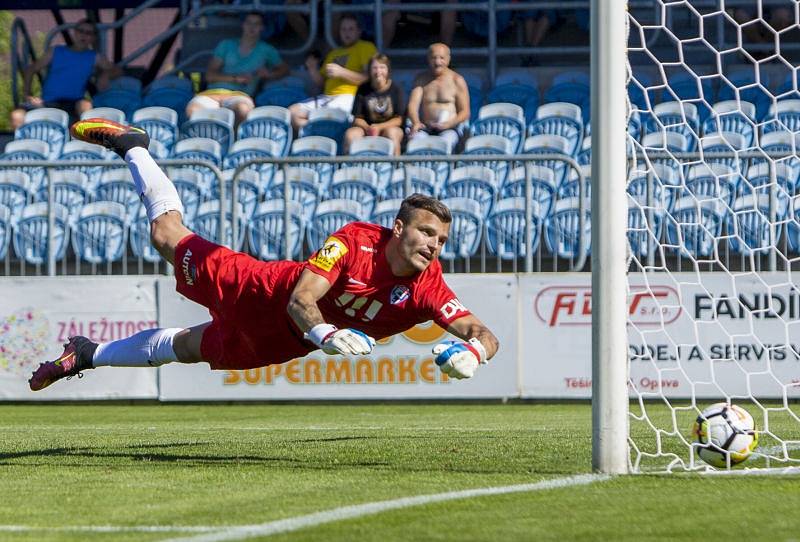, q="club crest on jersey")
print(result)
[390,285,410,305]
[309,236,348,272]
